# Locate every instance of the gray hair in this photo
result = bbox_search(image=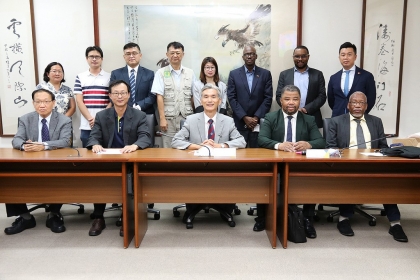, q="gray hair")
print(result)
[349,91,367,102]
[280,84,301,97]
[201,83,221,99]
